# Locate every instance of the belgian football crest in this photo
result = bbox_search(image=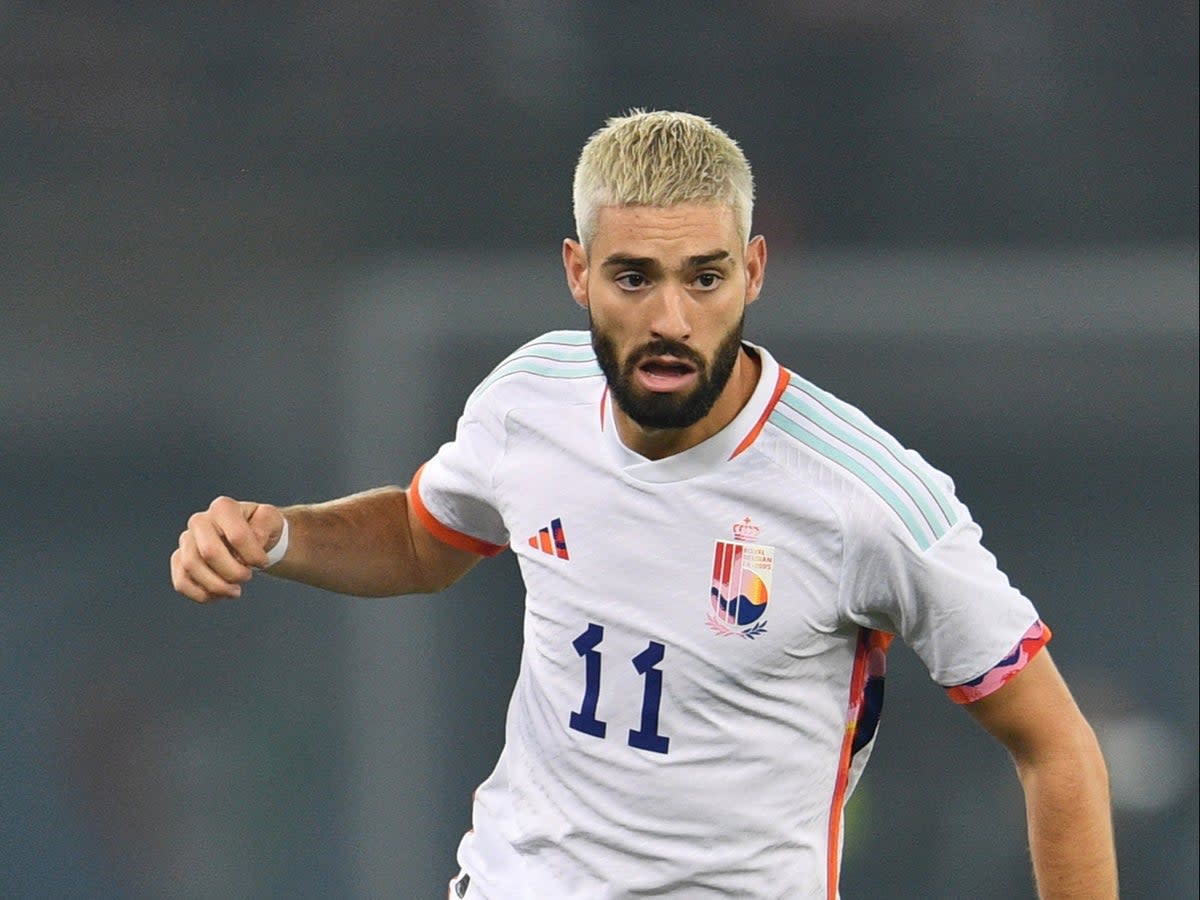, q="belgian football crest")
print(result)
[708,518,773,639]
